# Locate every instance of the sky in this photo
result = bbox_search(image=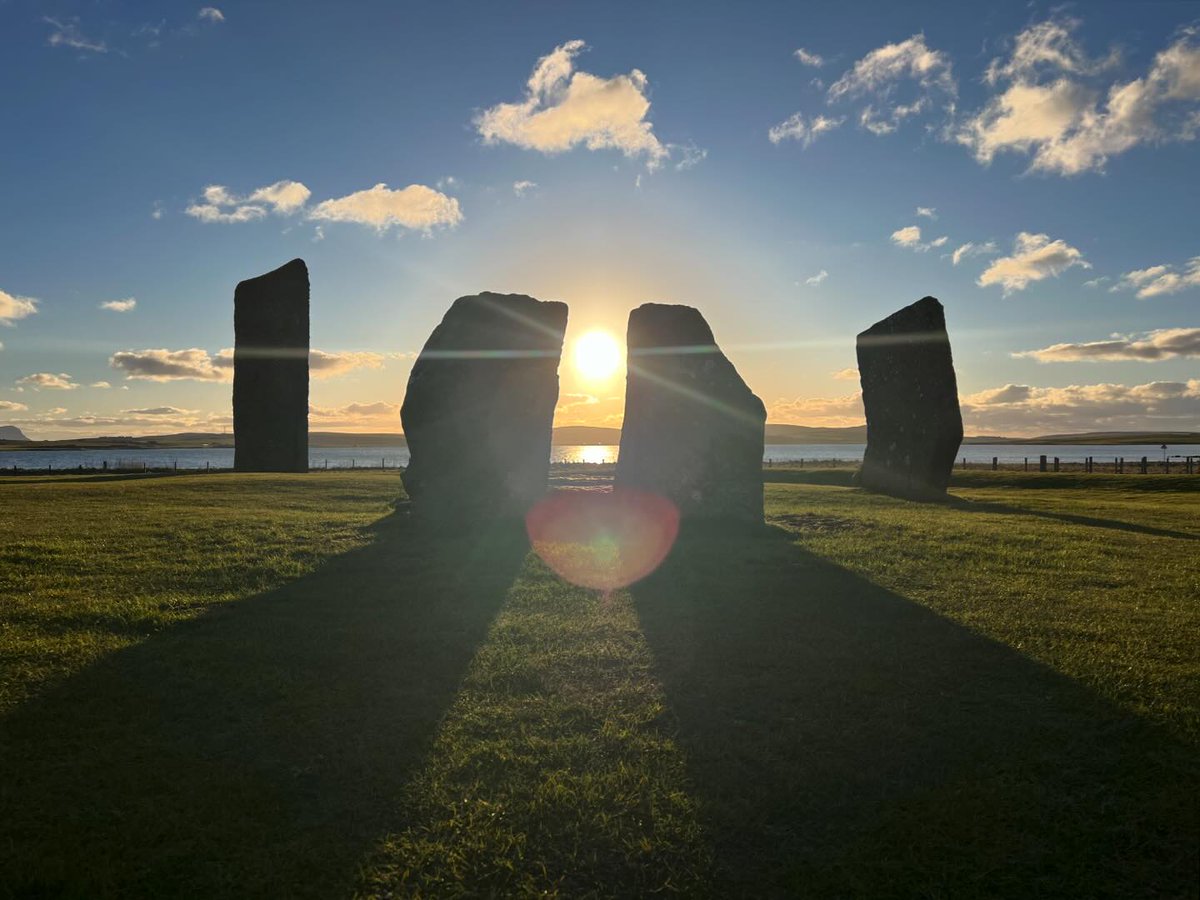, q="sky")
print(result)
[1,0,1198,439]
